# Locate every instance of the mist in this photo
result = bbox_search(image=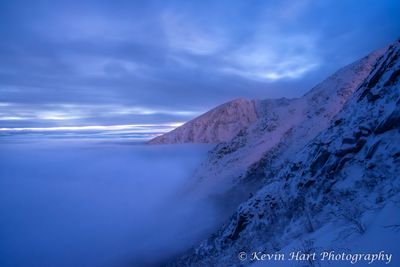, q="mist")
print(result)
[0,140,220,267]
